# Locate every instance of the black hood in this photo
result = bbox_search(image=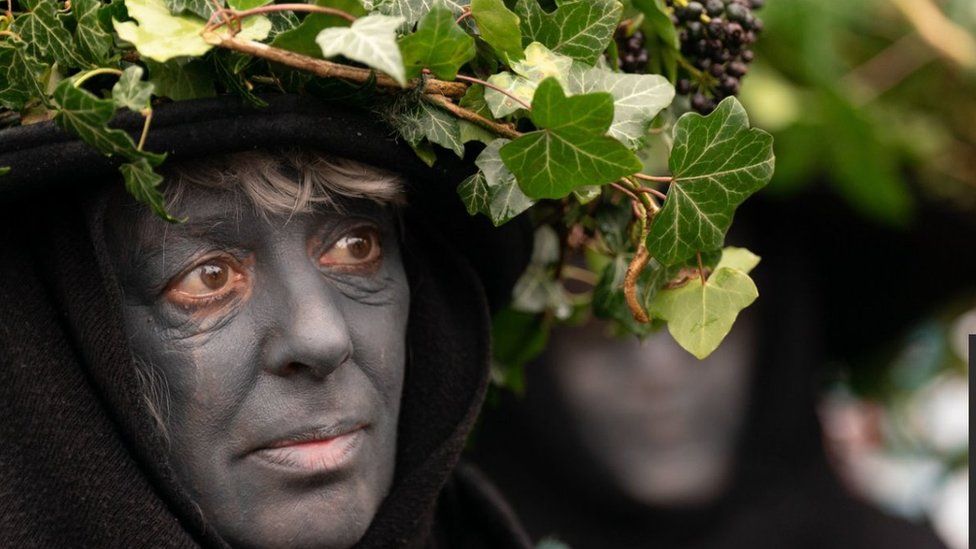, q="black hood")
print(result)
[0,96,533,548]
